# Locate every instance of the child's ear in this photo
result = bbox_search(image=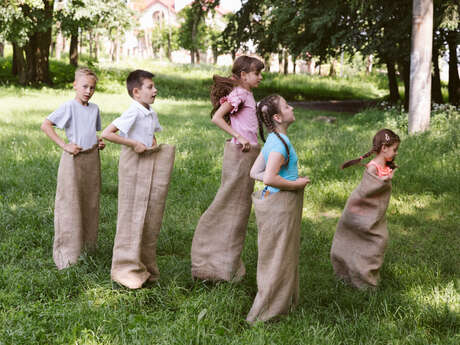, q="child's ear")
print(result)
[272,113,282,124]
[73,80,77,89]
